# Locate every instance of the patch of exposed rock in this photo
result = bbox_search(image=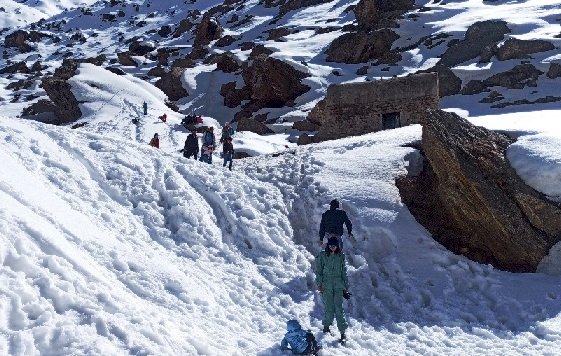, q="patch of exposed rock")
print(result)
[194,14,223,47]
[155,67,189,101]
[236,117,274,134]
[396,110,561,272]
[419,65,461,97]
[40,60,82,123]
[354,0,415,30]
[0,61,30,75]
[547,63,561,79]
[461,64,543,95]
[496,39,555,61]
[325,29,400,64]
[220,55,310,119]
[4,30,50,52]
[438,20,510,67]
